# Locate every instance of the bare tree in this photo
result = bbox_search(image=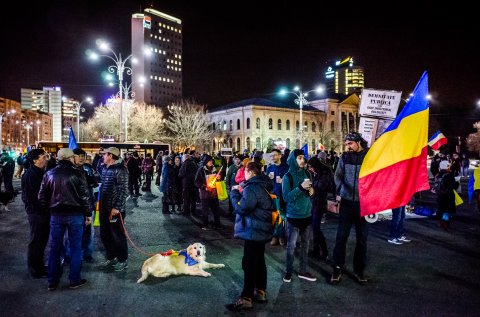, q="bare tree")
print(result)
[80,101,165,142]
[164,100,212,149]
[467,121,480,155]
